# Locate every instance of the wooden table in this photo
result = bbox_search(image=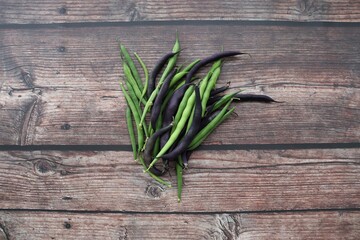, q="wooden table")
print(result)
[0,1,359,239]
